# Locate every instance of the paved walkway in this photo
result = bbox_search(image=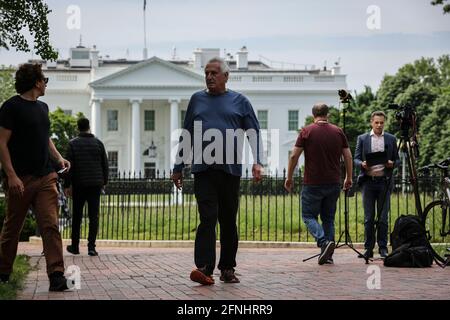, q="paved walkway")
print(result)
[16,242,450,300]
